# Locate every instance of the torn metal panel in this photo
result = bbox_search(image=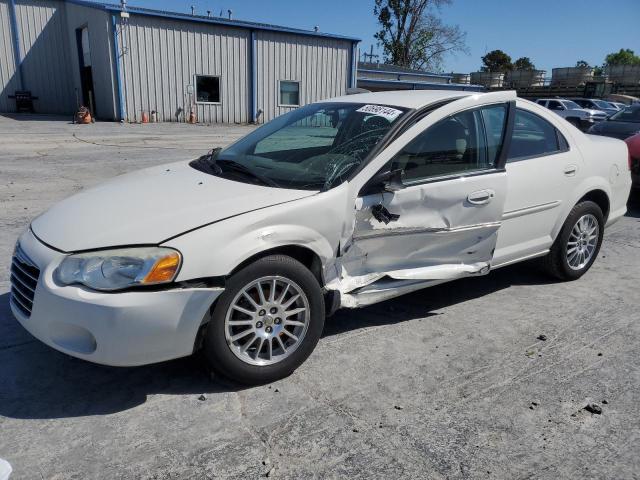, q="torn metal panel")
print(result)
[339,277,449,308]
[331,261,491,308]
